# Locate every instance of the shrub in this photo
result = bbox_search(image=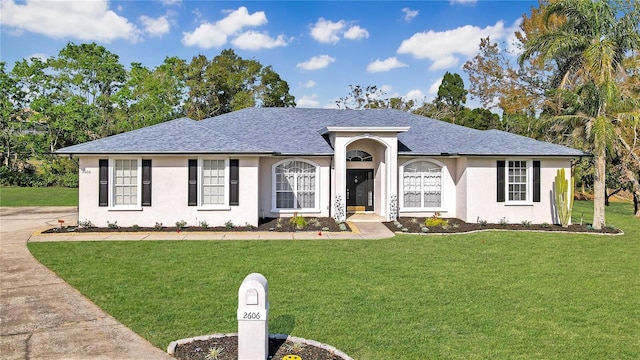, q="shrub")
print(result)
[107,221,118,229]
[175,220,187,230]
[290,212,307,229]
[199,220,209,229]
[224,220,235,229]
[425,217,448,228]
